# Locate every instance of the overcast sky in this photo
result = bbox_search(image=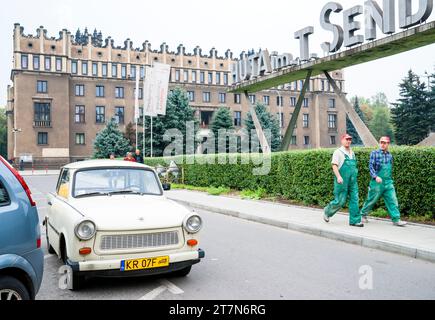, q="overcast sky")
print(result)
[1,0,434,107]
